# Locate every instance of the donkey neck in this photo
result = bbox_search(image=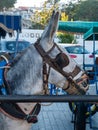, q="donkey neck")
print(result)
[6,45,43,95]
